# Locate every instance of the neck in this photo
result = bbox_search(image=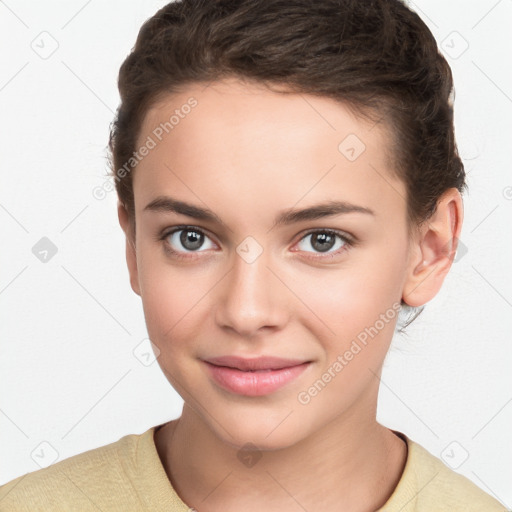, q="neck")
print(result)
[155,406,407,512]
